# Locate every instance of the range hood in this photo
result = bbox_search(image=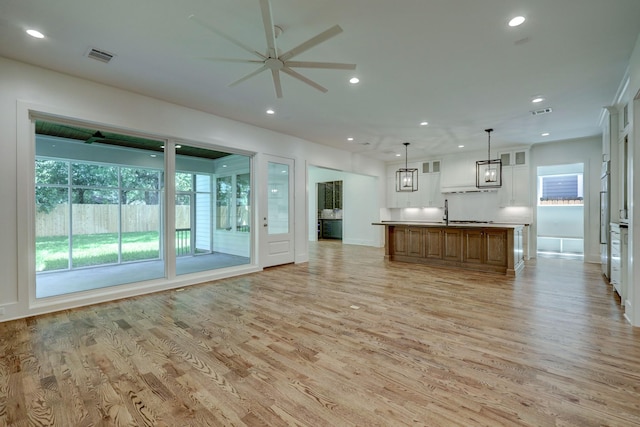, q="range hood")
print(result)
[441,186,498,194]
